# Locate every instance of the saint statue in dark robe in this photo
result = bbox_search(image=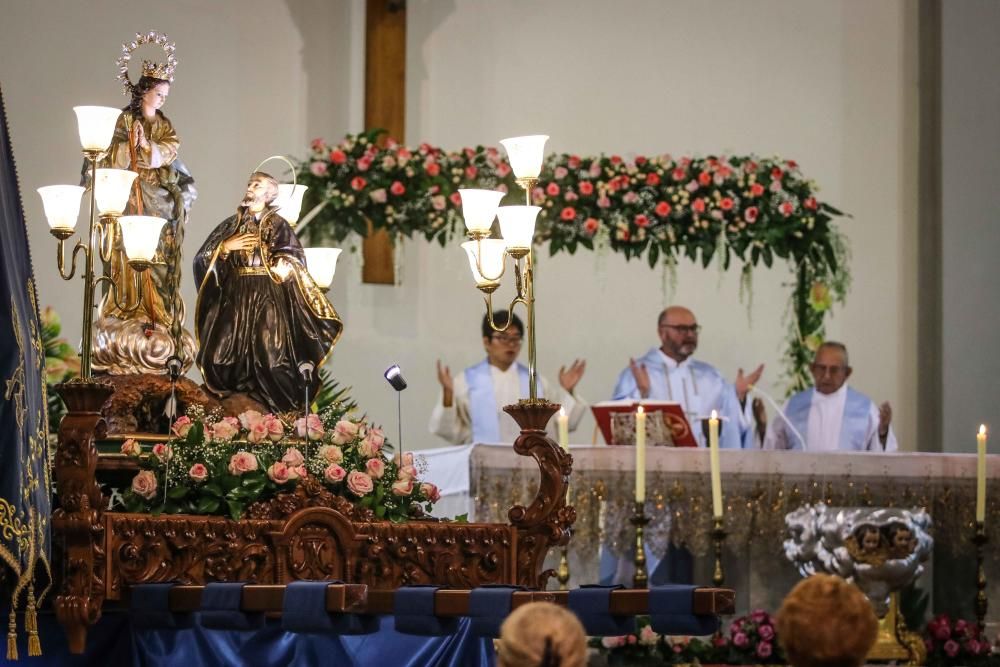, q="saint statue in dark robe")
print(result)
[193,172,342,412]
